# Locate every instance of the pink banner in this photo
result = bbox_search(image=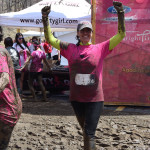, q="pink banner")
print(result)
[95,0,150,105]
